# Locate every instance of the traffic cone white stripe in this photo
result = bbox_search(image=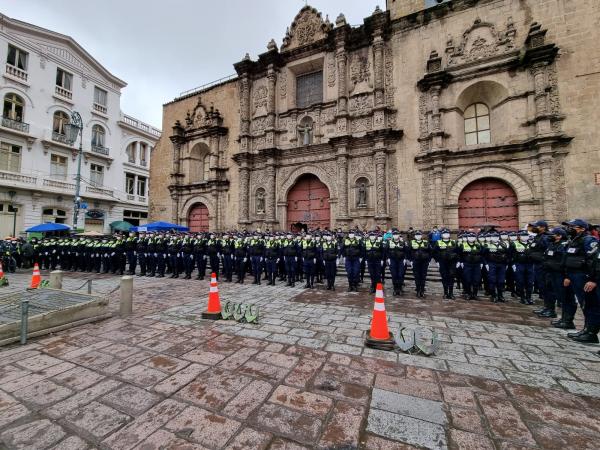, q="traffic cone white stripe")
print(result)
[373,302,385,311]
[376,289,384,297]
[209,286,218,293]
